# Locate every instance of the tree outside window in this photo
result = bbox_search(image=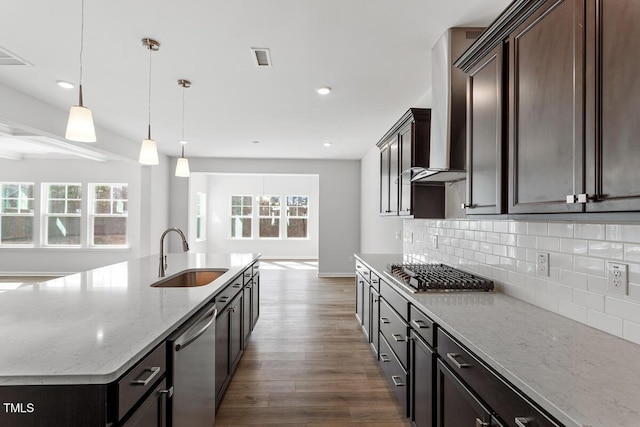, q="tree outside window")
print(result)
[0,182,34,245]
[258,196,280,238]
[286,196,308,238]
[90,184,128,246]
